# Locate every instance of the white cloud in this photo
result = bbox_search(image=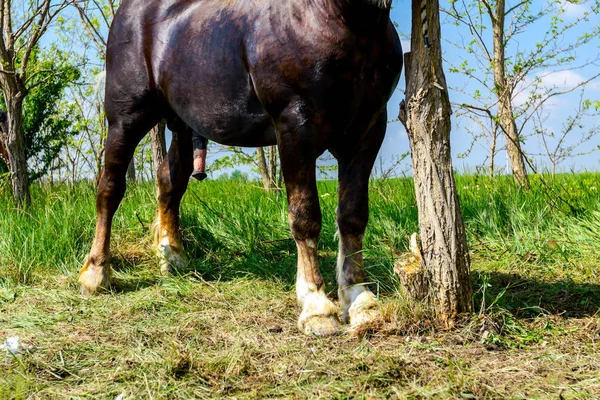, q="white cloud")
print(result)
[561,1,590,18]
[538,70,600,91]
